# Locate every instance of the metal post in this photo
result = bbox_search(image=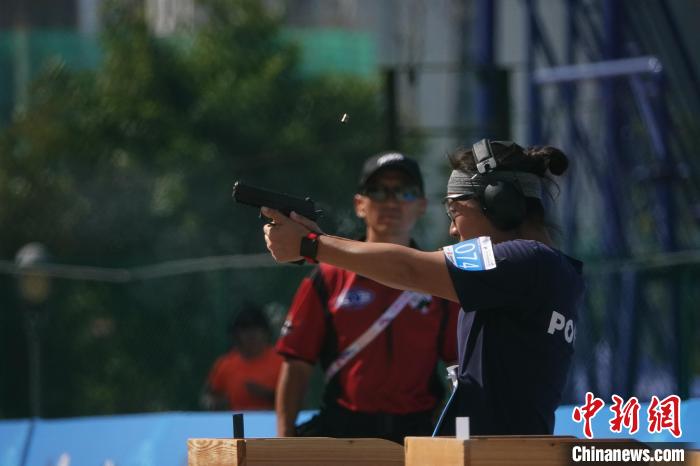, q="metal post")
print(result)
[562,0,581,401]
[617,268,639,397]
[384,68,399,150]
[15,243,51,418]
[648,74,676,253]
[525,0,541,145]
[472,0,496,138]
[601,0,631,398]
[24,308,42,417]
[650,73,684,397]
[232,413,245,439]
[601,0,625,256]
[562,0,578,254]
